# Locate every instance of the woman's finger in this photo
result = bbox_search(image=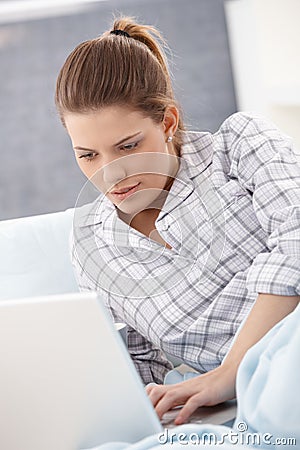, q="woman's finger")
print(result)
[145,383,157,395]
[147,384,170,408]
[174,391,207,425]
[154,386,193,419]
